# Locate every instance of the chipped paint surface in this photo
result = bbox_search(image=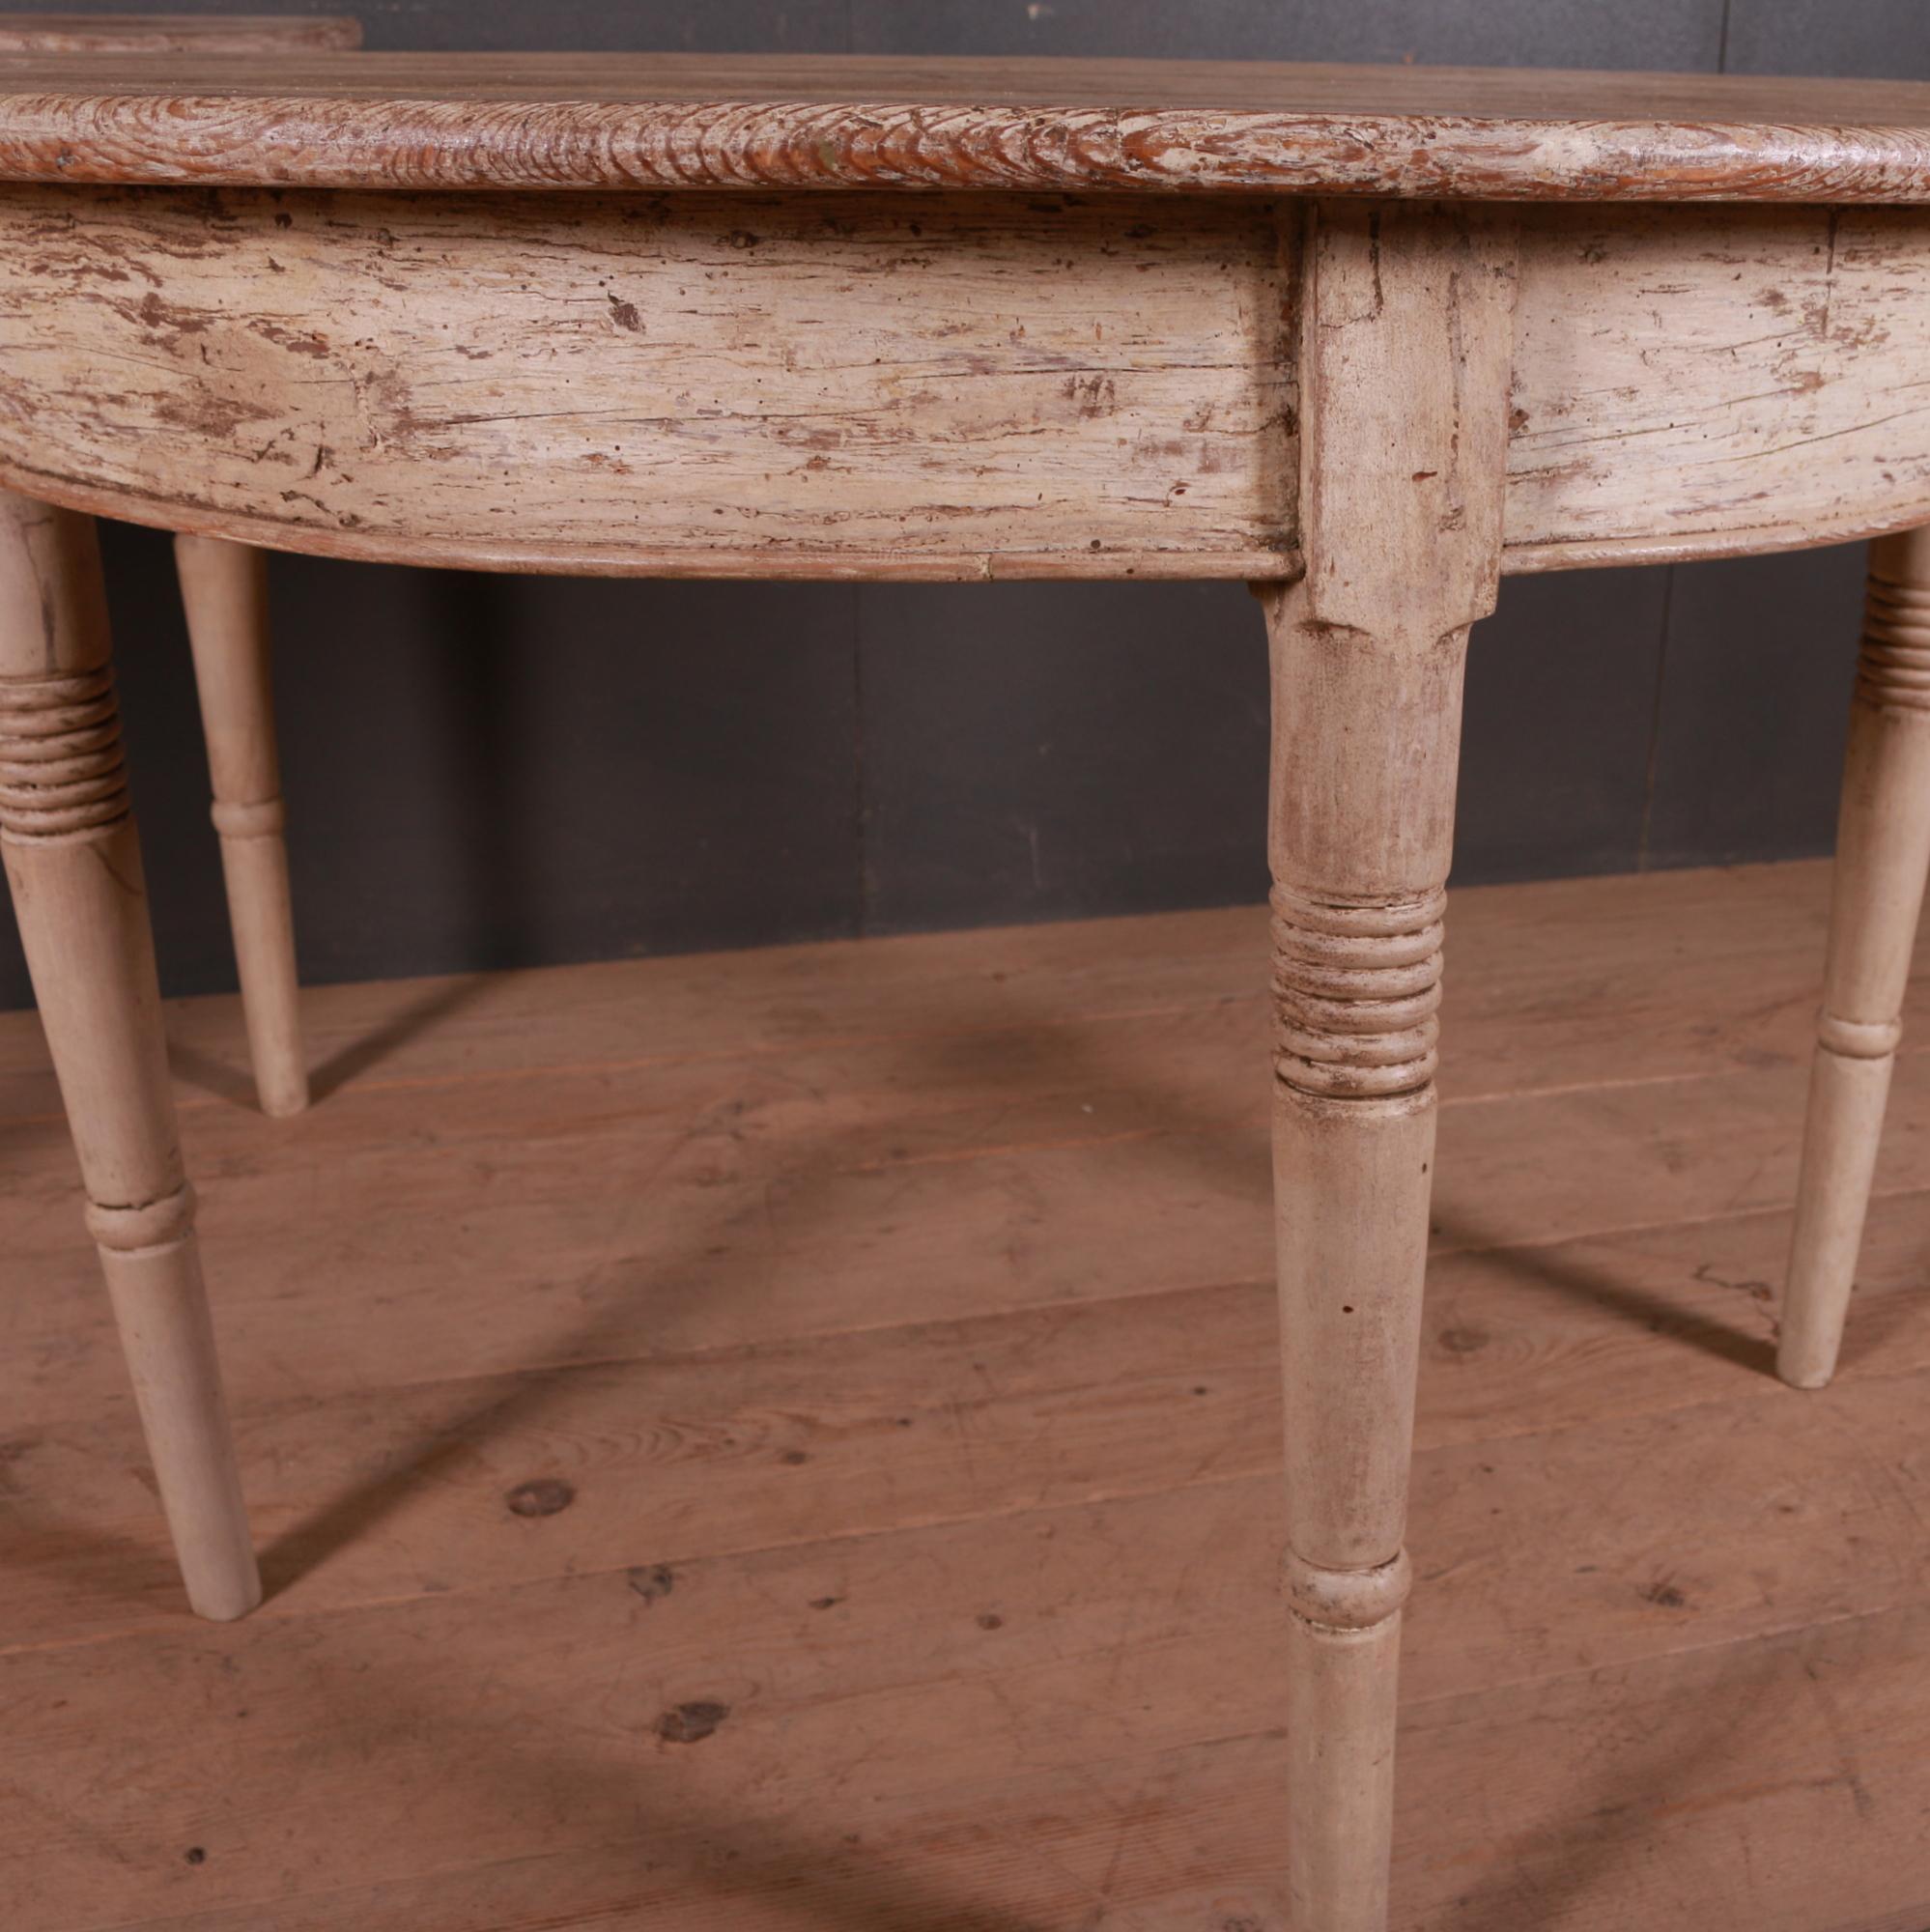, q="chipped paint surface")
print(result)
[1507,203,1930,568]
[0,184,1295,579]
[0,187,1929,577]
